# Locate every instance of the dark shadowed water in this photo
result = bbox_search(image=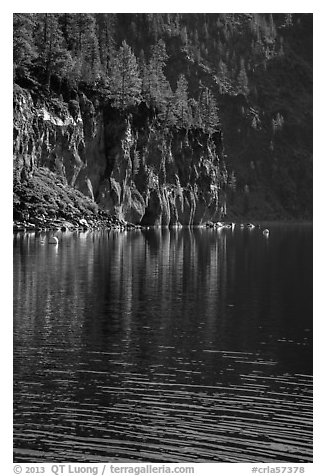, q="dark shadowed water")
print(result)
[13,224,313,463]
